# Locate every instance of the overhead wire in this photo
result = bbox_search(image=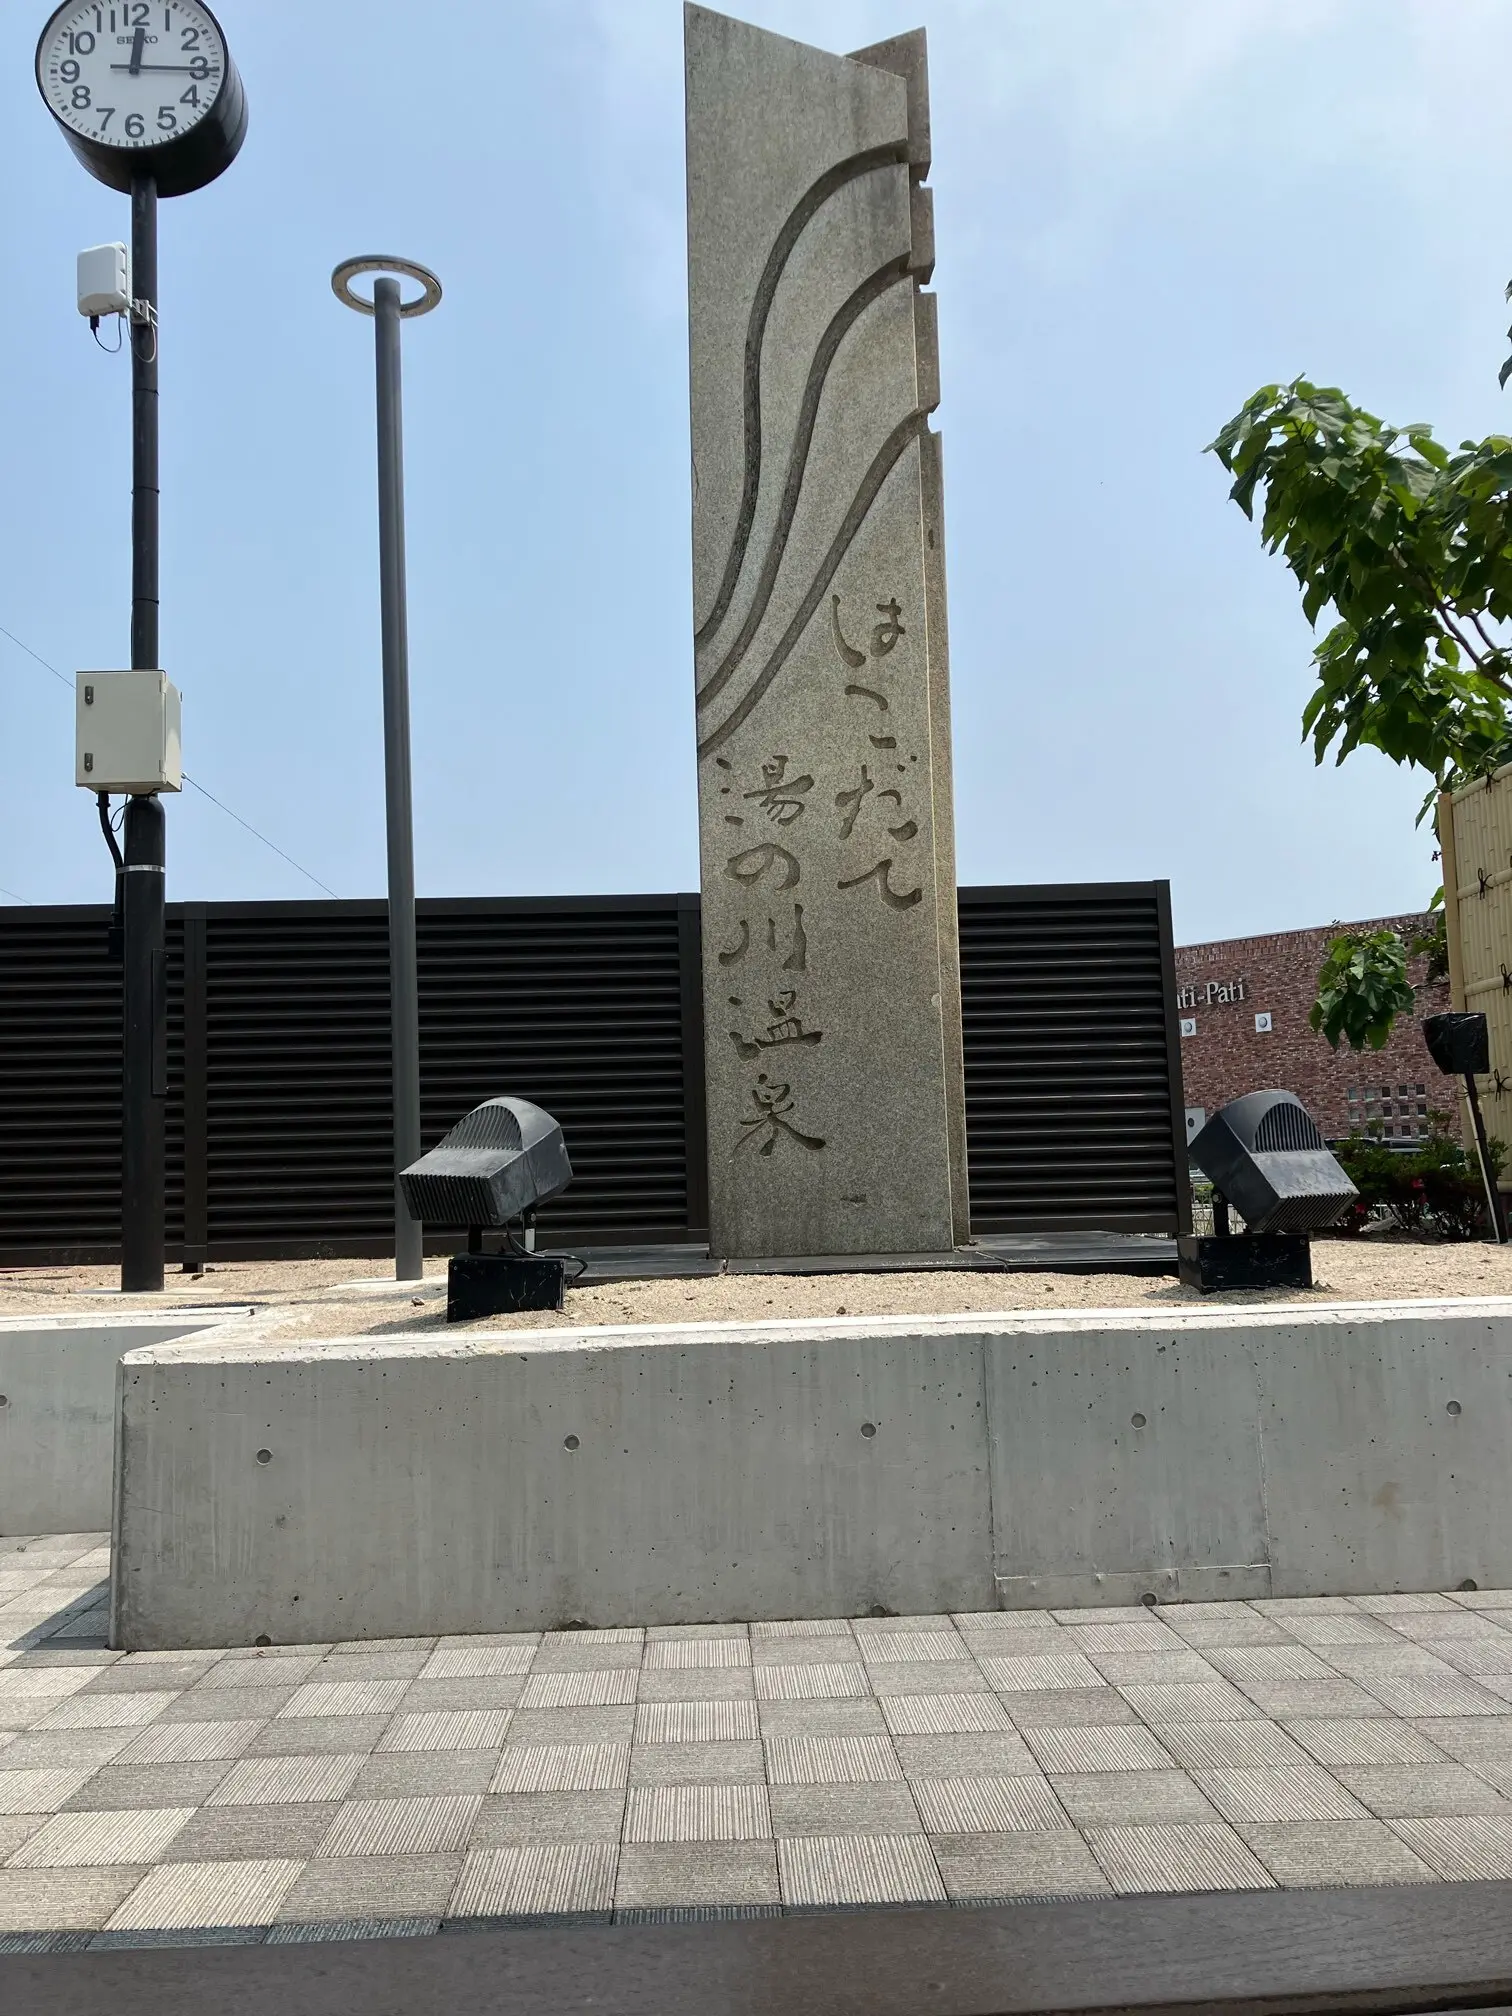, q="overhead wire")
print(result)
[0,620,340,898]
